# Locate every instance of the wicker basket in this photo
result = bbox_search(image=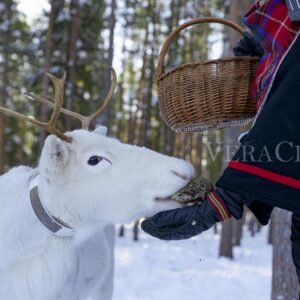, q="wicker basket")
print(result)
[156,17,259,132]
